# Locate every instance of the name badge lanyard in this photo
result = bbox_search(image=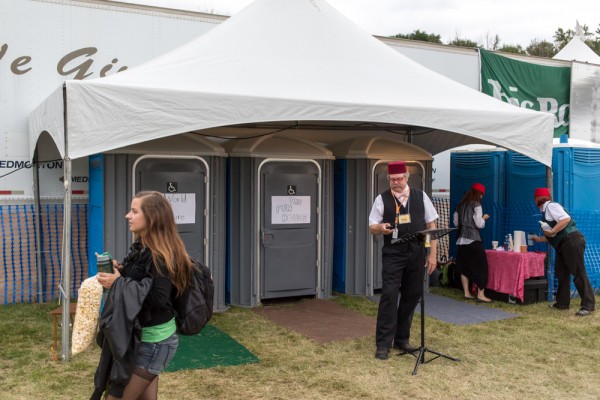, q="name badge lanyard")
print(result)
[391,188,410,238]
